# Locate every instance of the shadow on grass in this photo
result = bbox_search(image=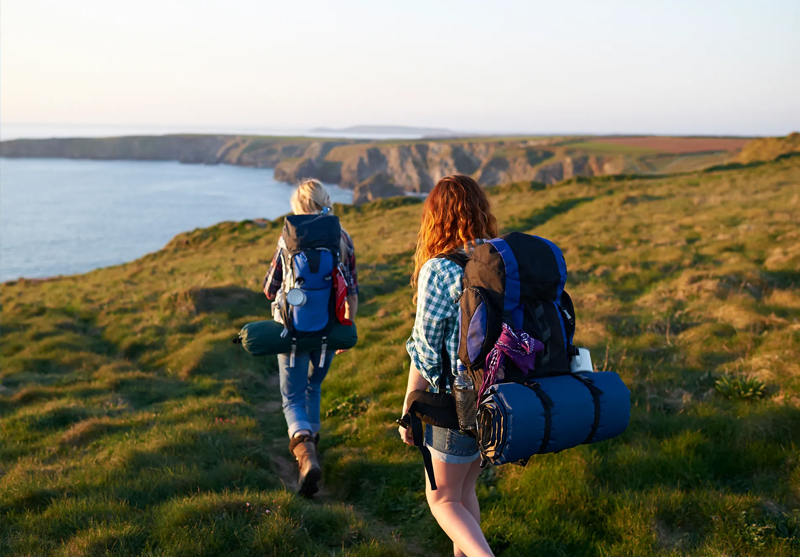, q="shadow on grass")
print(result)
[762,269,800,289]
[502,196,595,234]
[589,402,800,494]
